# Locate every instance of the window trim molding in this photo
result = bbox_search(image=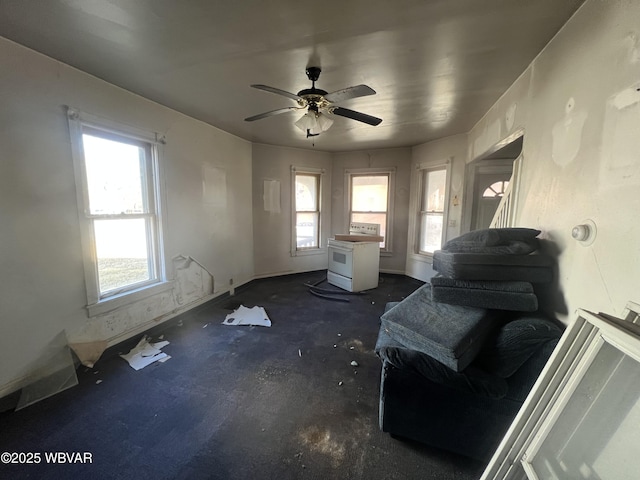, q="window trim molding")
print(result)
[345,167,396,253]
[413,160,452,259]
[66,107,170,316]
[290,165,326,257]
